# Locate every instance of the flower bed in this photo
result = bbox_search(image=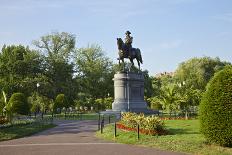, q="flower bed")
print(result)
[118,112,167,136]
[116,123,167,135]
